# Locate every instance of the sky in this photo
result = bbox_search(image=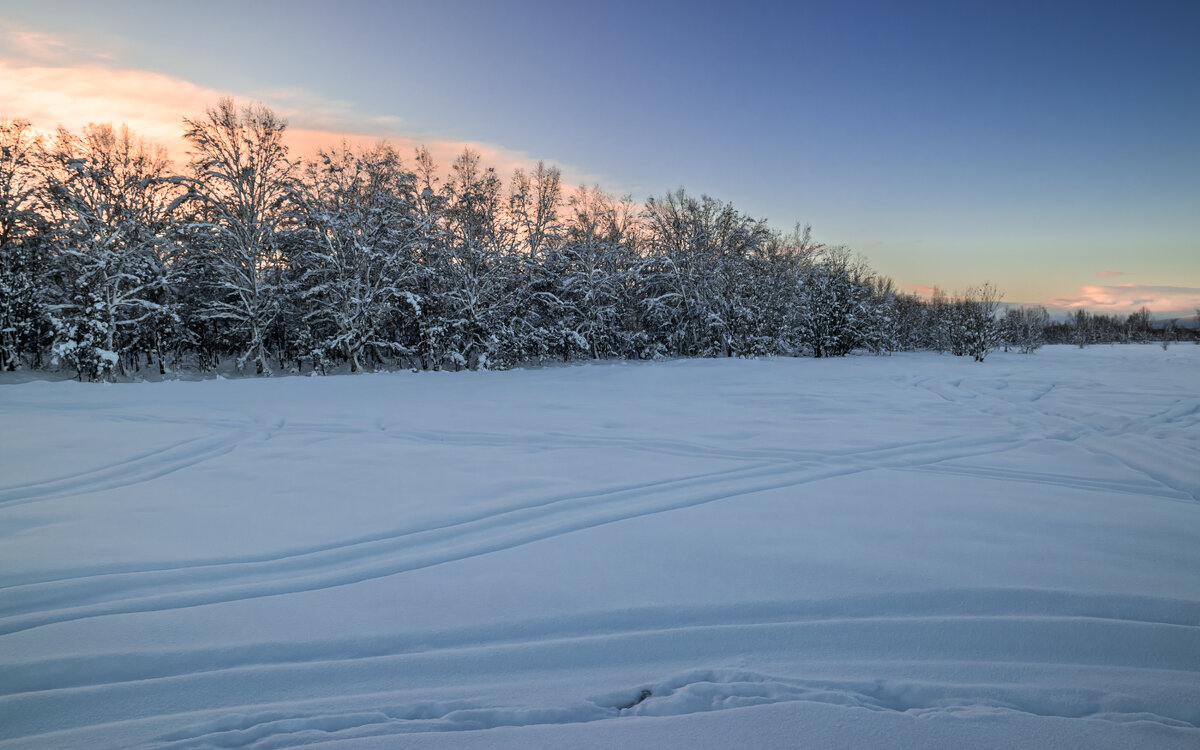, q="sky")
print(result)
[2,0,1198,315]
